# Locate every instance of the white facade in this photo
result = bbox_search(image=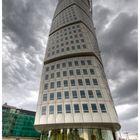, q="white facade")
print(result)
[34,0,121,137]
